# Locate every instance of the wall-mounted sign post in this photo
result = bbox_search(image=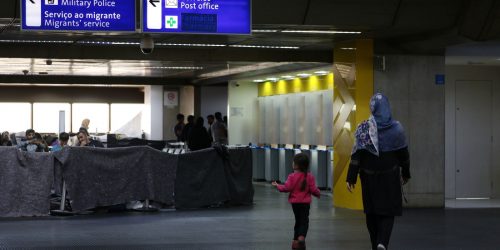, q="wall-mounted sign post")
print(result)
[143,0,251,34]
[21,0,136,32]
